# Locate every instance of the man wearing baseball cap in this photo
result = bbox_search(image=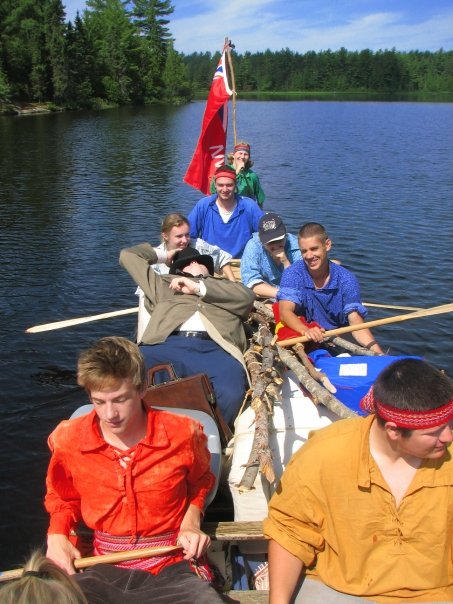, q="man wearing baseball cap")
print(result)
[241,212,301,300]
